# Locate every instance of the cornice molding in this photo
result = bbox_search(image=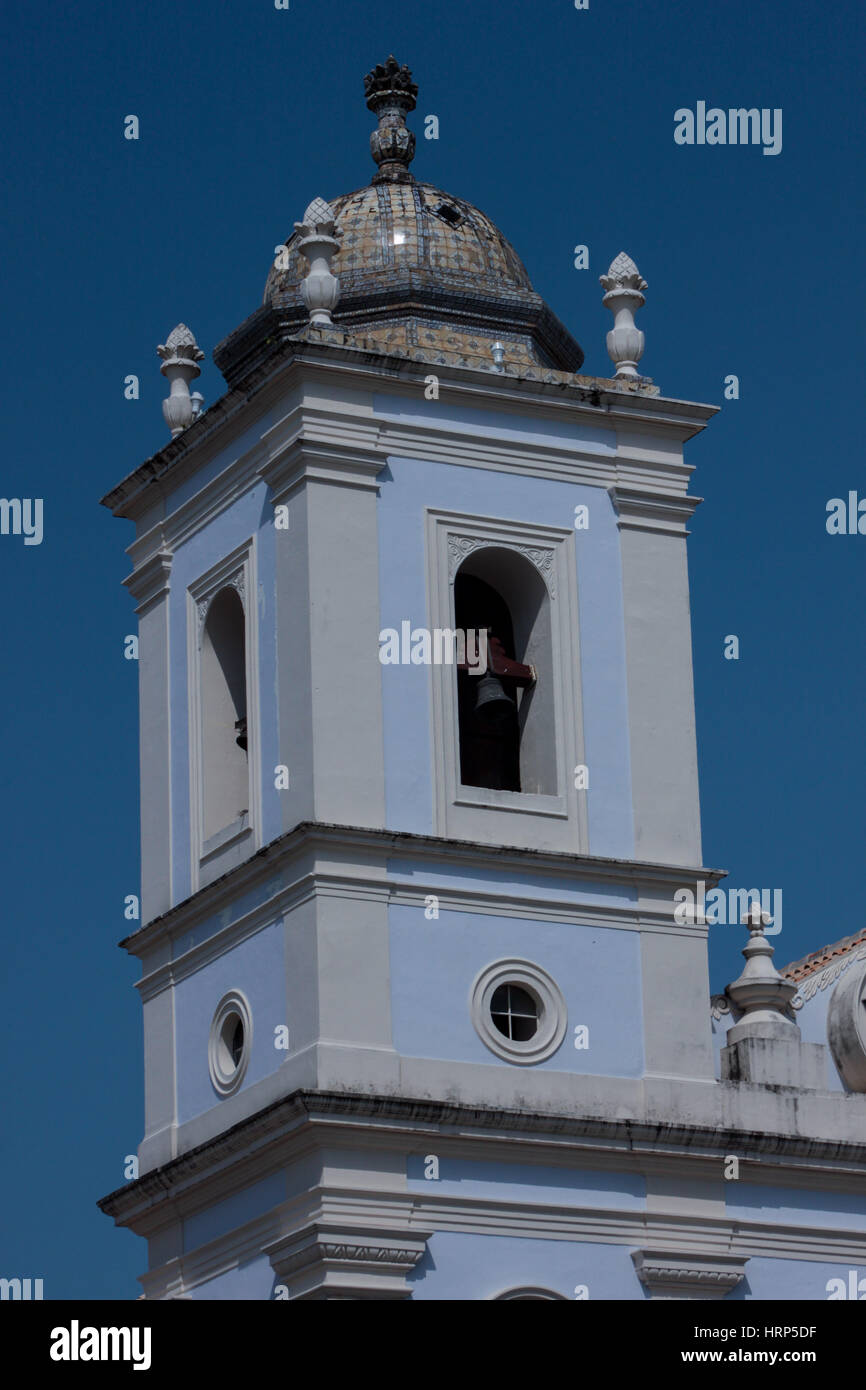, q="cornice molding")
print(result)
[386,884,690,935]
[122,548,173,615]
[99,1086,866,1230]
[121,397,697,579]
[102,346,718,522]
[119,820,725,958]
[263,1221,431,1300]
[632,1249,747,1299]
[112,389,707,611]
[133,1180,866,1298]
[608,486,703,536]
[257,434,388,503]
[136,879,320,1001]
[136,873,713,1003]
